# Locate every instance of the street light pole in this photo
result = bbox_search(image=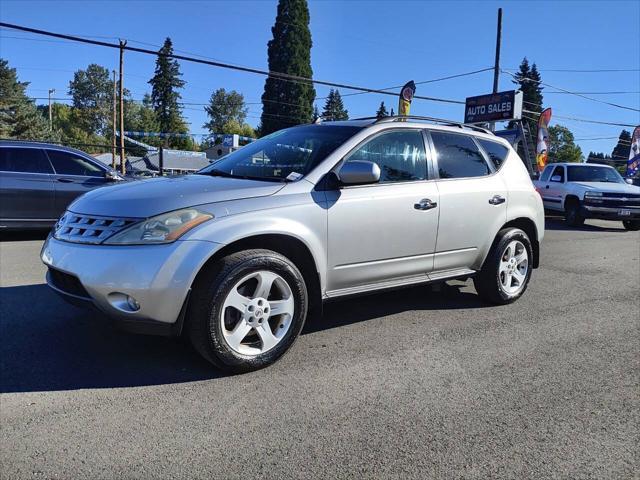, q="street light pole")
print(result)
[48,88,55,130]
[490,8,503,132]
